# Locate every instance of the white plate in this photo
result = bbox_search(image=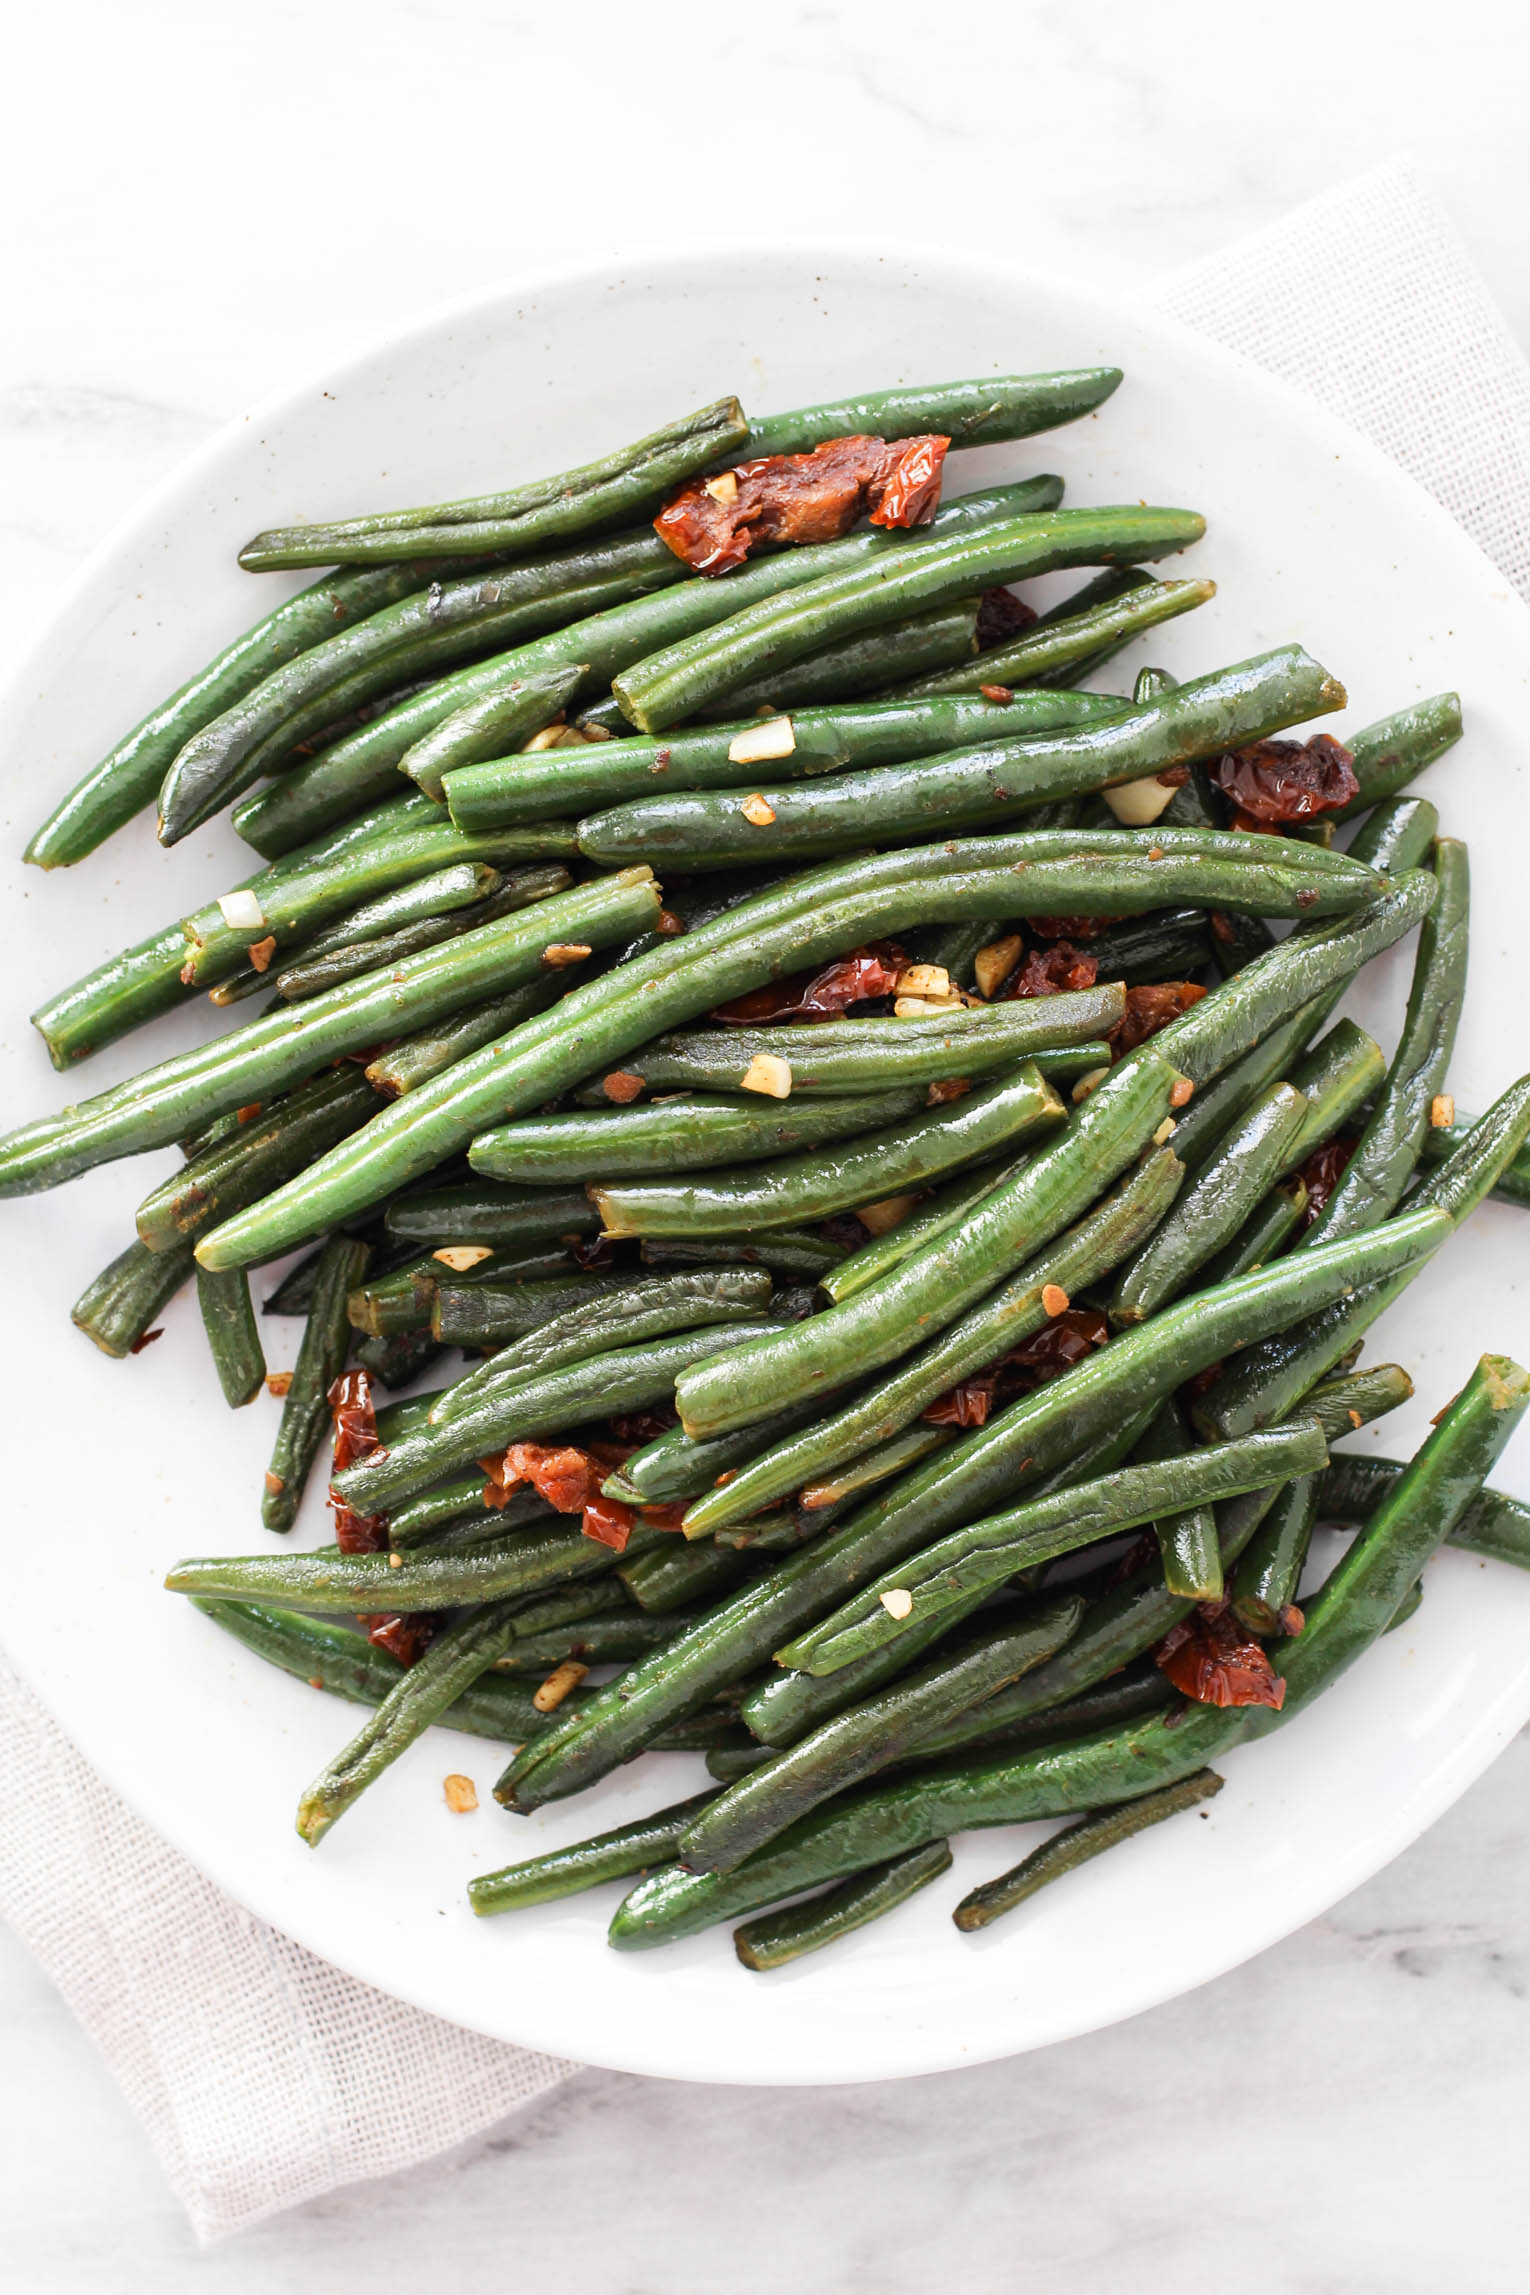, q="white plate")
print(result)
[2,248,1528,2086]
